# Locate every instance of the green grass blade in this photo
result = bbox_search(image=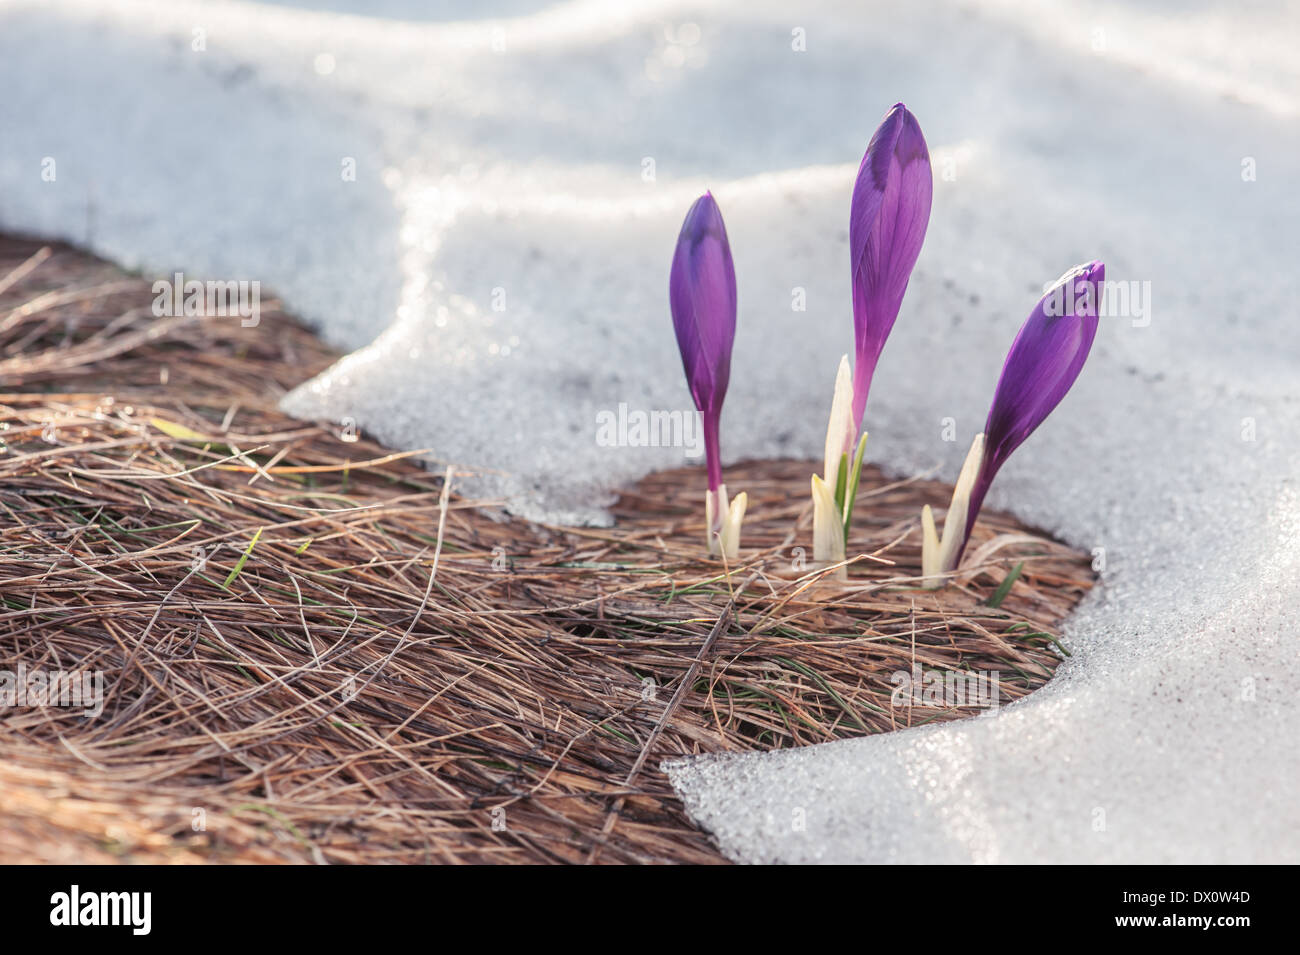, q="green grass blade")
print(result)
[223,526,263,590]
[985,561,1025,608]
[841,432,869,542]
[833,452,849,511]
